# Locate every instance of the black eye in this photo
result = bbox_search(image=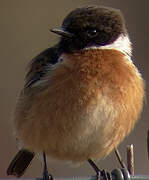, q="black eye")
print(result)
[86,29,98,38]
